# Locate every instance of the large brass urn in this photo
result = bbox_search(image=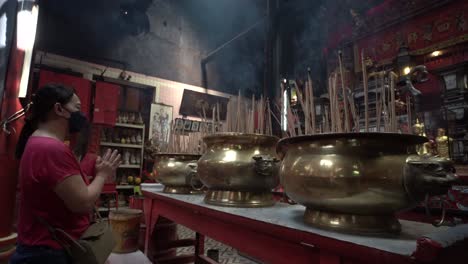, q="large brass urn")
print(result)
[198,133,280,207]
[152,154,203,194]
[277,133,457,235]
